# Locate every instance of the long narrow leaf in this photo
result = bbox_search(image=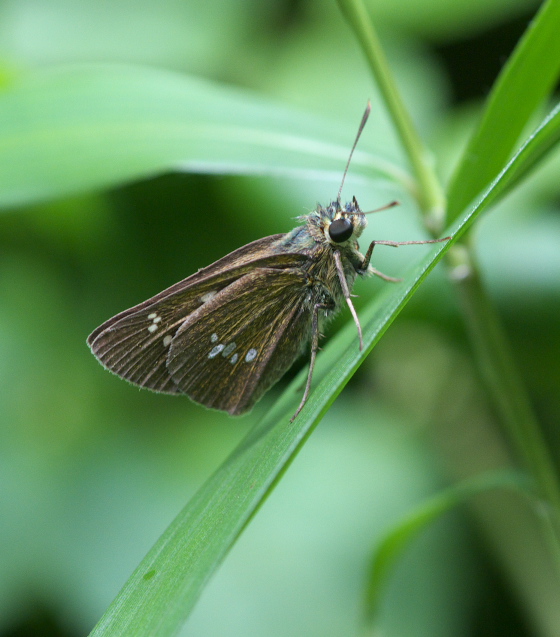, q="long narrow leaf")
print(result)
[363,470,532,624]
[0,64,409,209]
[447,0,560,220]
[465,101,560,215]
[490,100,560,201]
[89,96,560,636]
[89,241,453,637]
